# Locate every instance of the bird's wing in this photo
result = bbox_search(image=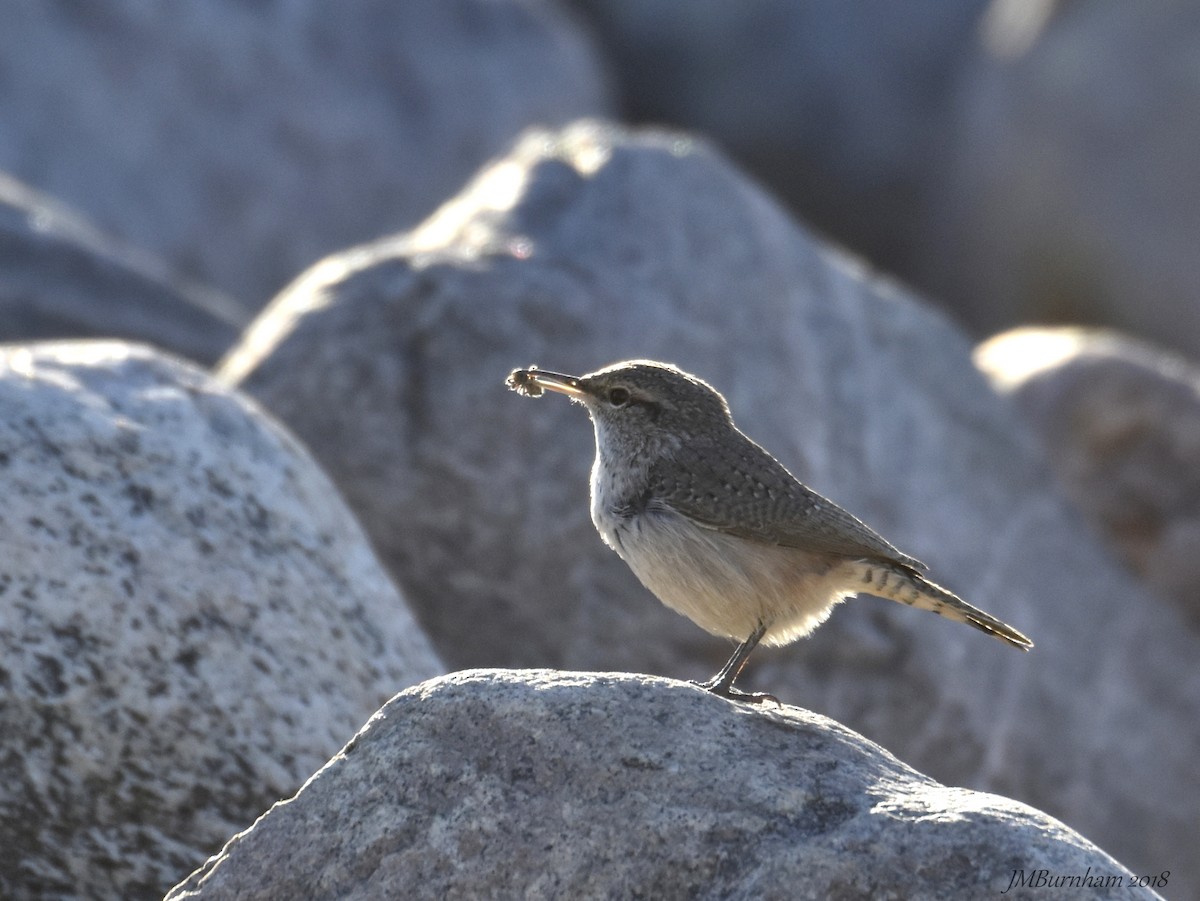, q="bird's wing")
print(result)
[646,434,926,570]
